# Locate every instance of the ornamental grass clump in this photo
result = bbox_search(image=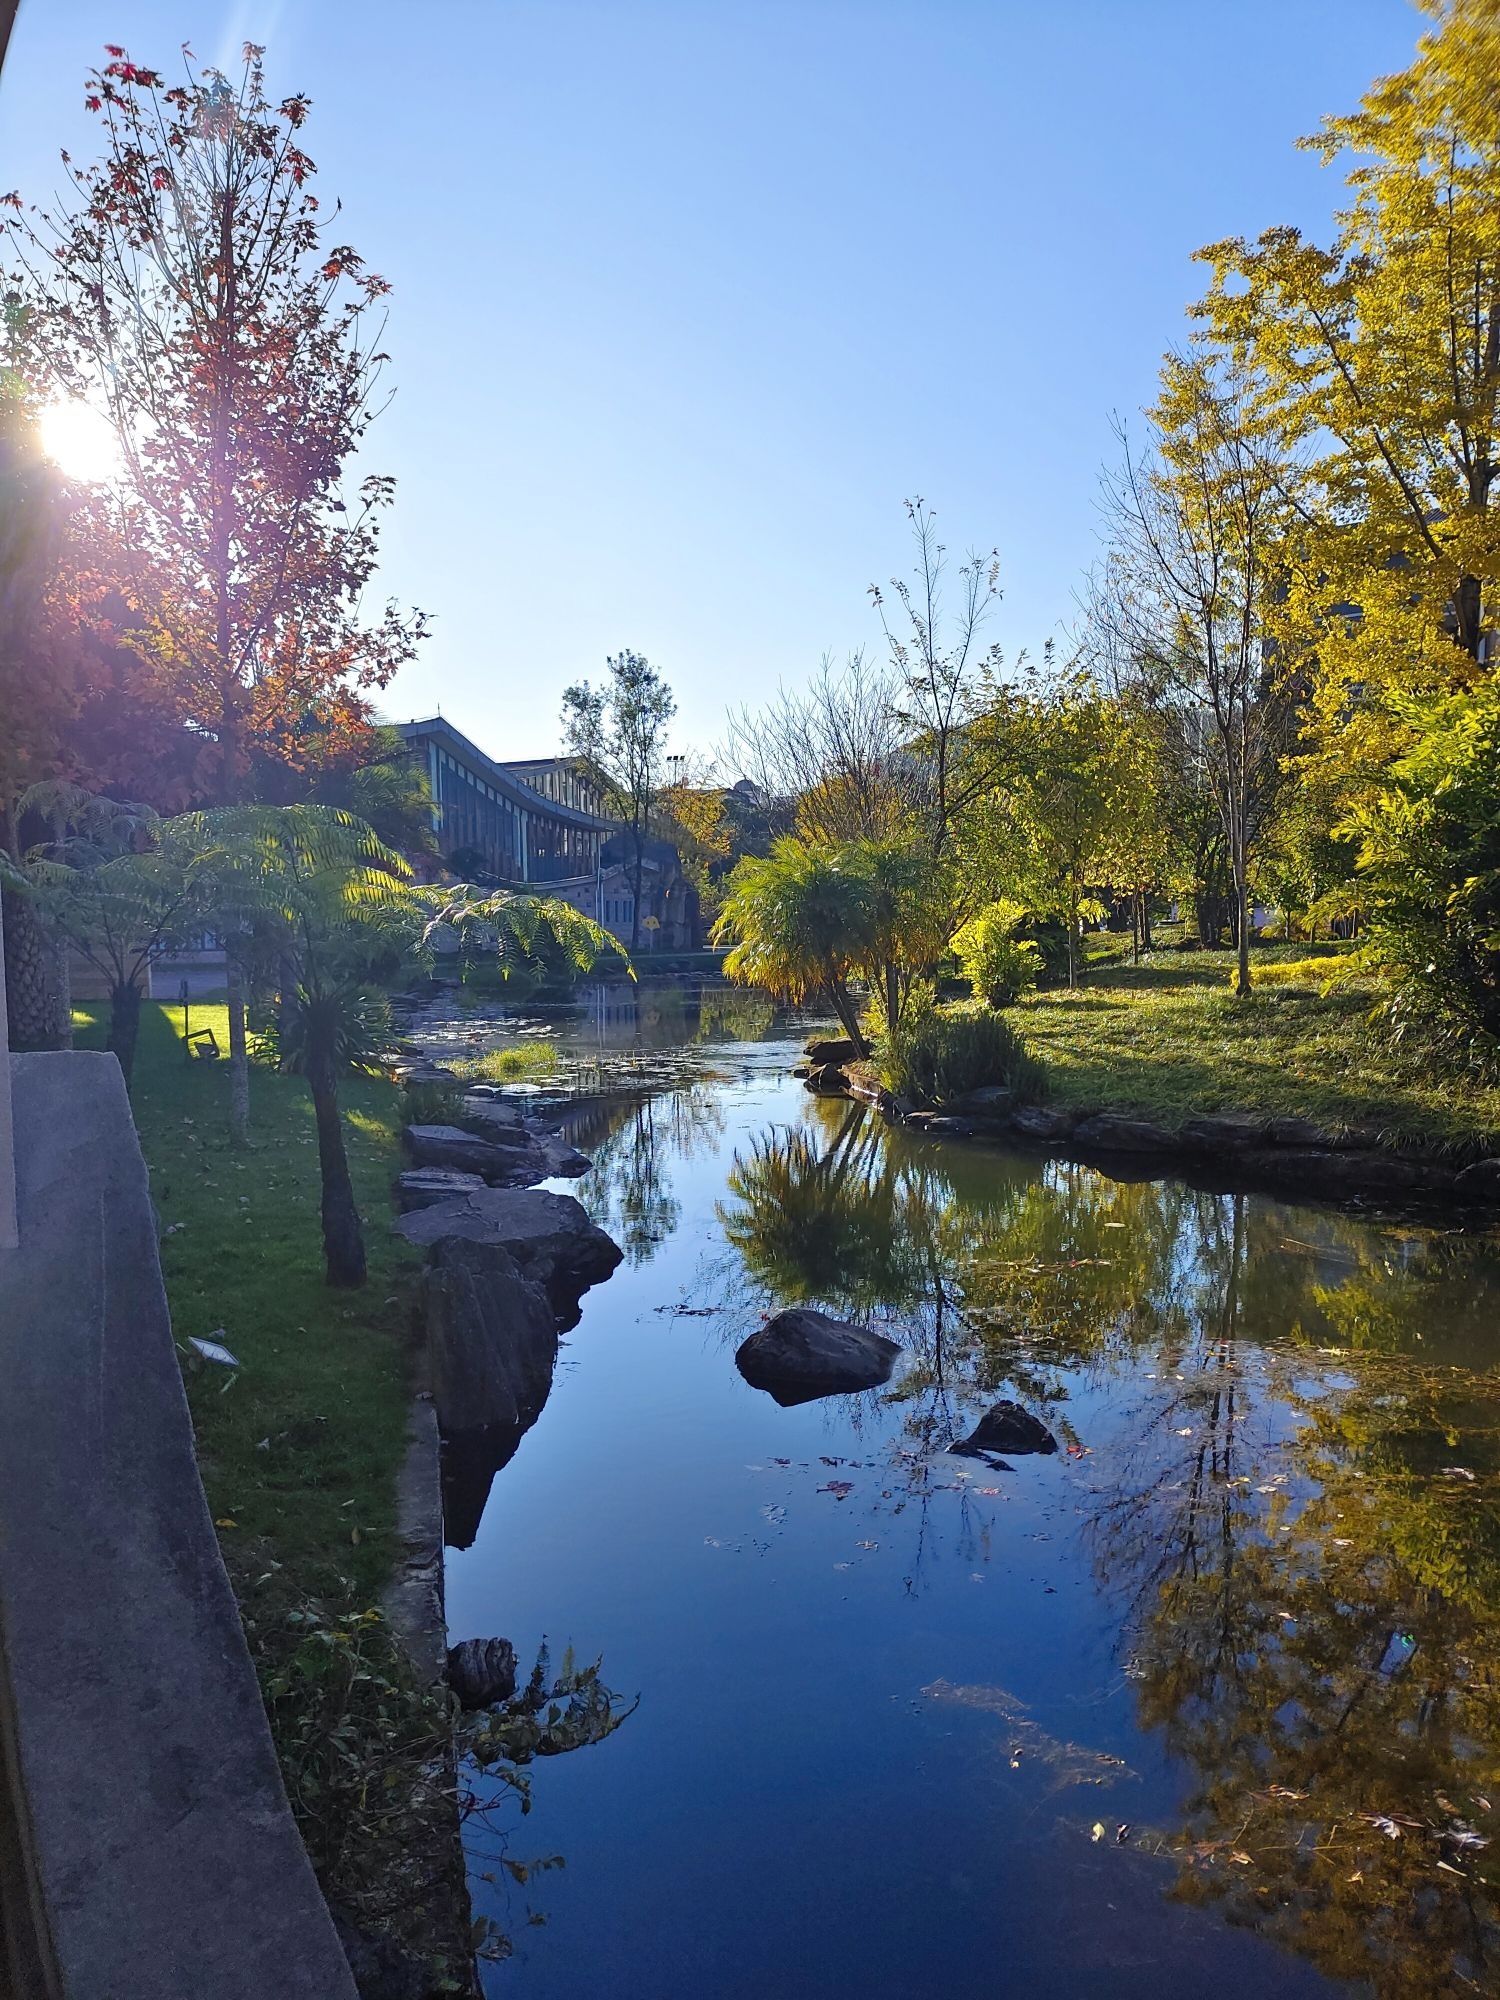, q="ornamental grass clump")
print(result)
[882,999,1048,1111]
